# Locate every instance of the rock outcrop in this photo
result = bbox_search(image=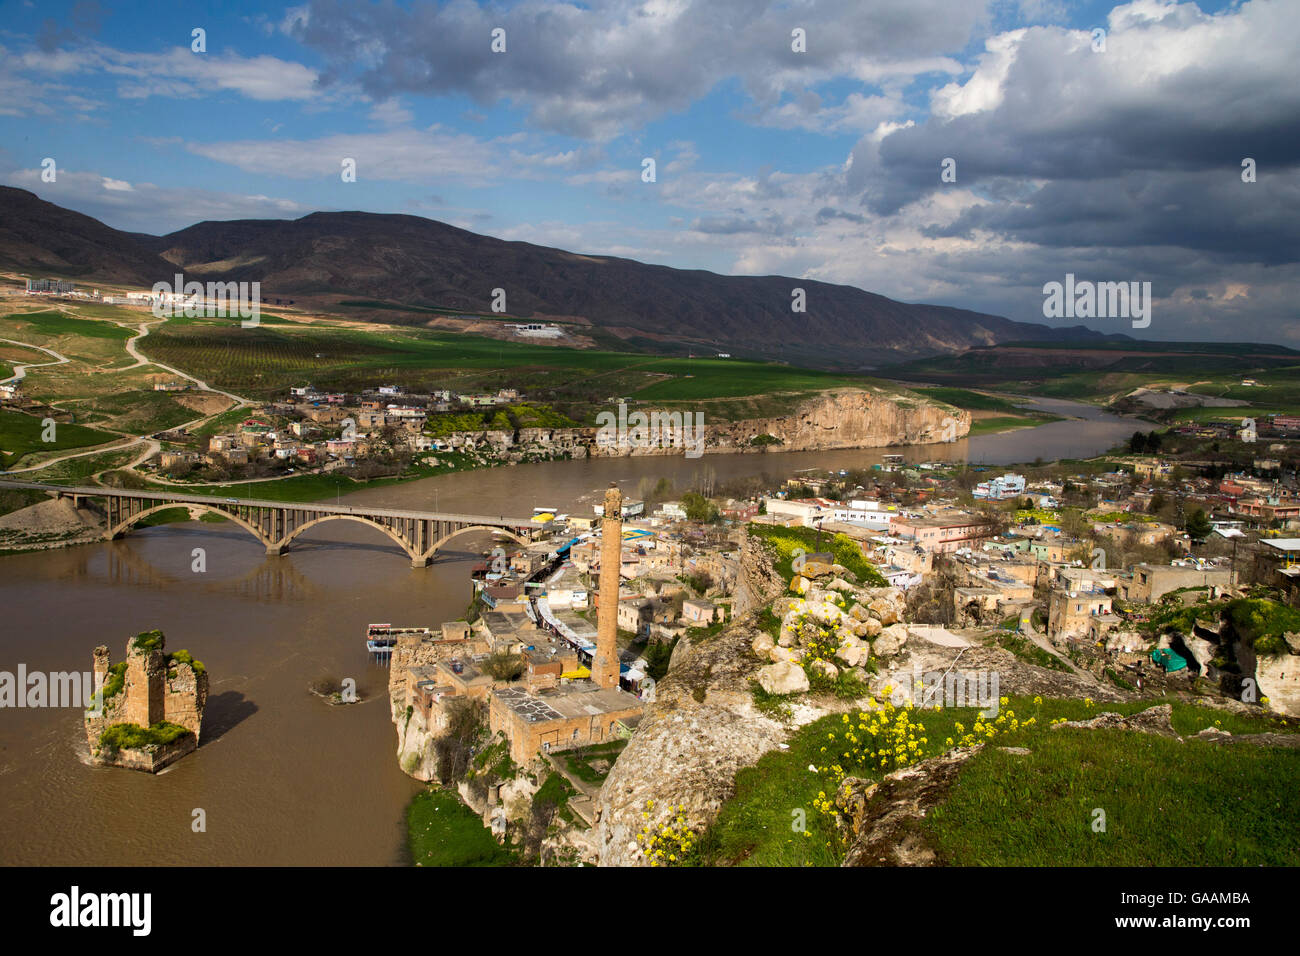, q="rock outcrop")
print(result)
[592,619,788,866]
[835,747,982,867]
[1251,643,1300,718]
